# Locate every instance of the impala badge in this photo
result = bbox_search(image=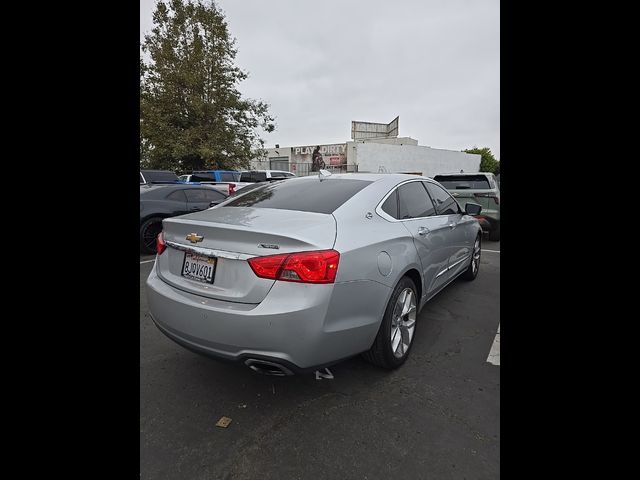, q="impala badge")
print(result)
[186,233,204,243]
[258,243,280,250]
